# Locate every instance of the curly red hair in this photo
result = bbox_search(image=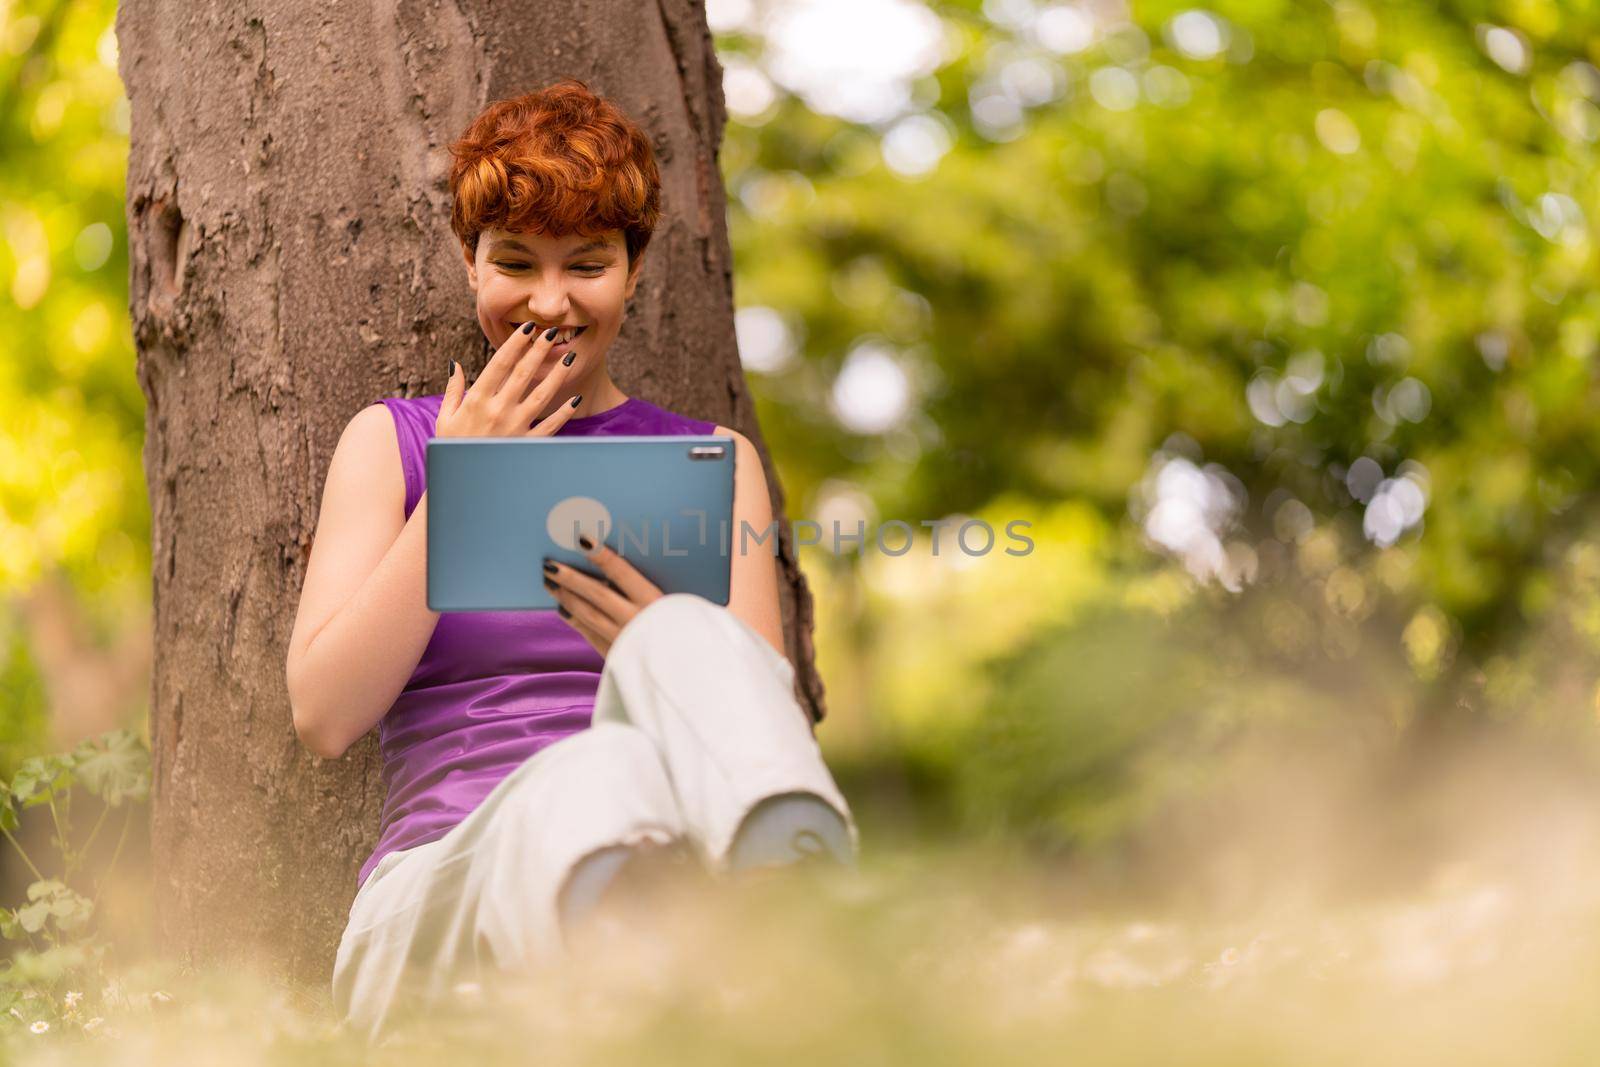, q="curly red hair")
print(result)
[447,79,661,266]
